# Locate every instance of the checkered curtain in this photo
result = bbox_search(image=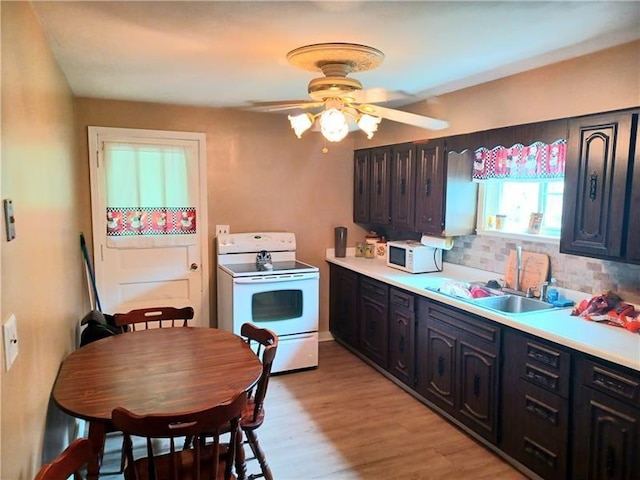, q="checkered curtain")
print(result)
[472,140,566,182]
